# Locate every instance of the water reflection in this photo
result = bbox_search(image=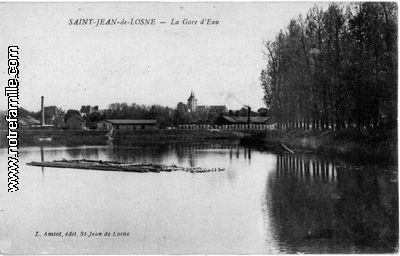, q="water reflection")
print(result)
[40,145,44,173]
[61,144,252,168]
[267,153,398,253]
[3,145,397,254]
[4,144,273,254]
